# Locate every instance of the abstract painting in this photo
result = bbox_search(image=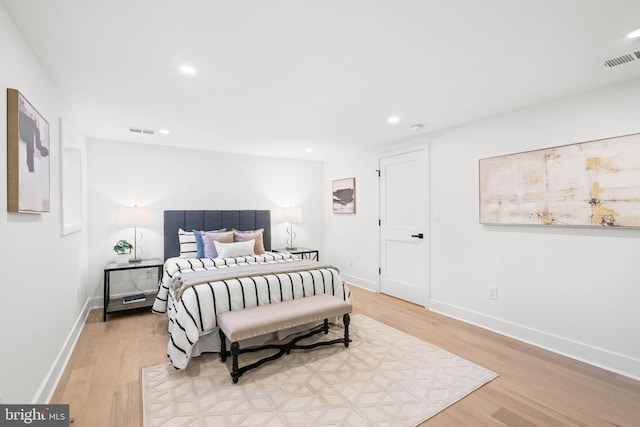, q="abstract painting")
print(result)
[333,177,356,214]
[7,88,50,213]
[479,133,640,227]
